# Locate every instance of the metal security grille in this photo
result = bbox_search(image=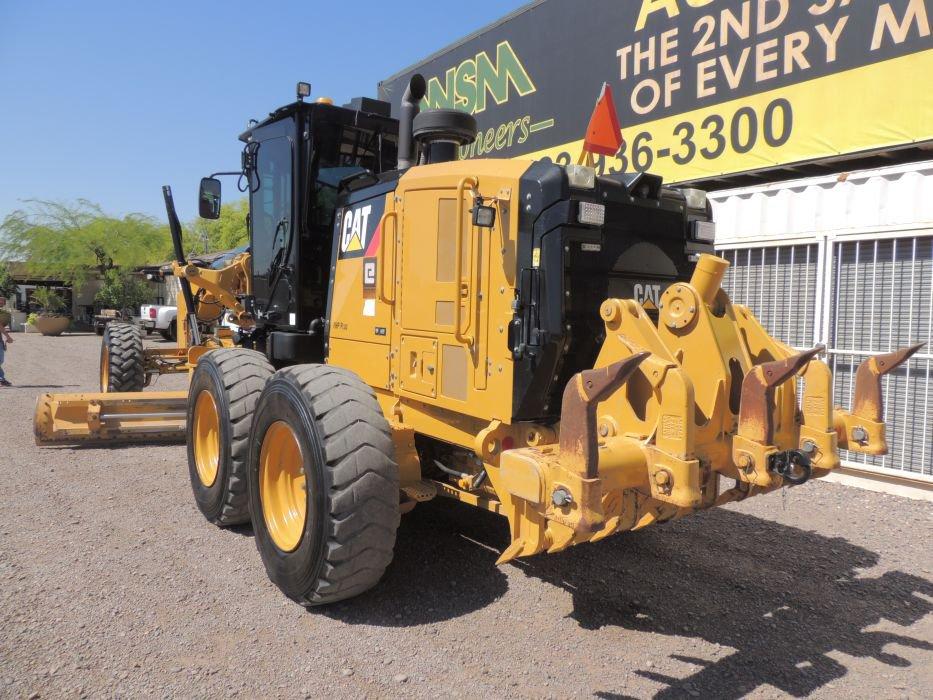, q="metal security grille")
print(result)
[829,237,933,476]
[718,236,933,480]
[720,244,819,349]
